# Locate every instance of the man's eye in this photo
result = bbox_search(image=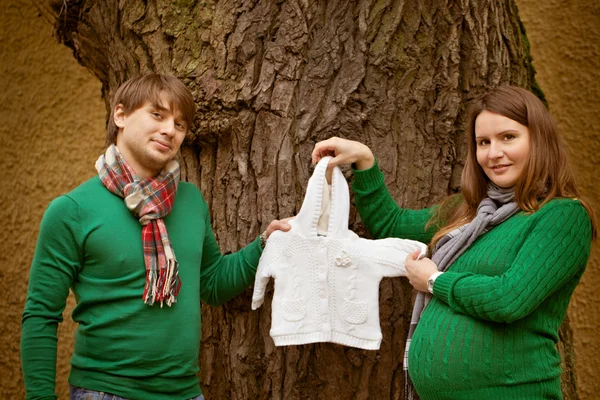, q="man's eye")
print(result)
[152,112,162,118]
